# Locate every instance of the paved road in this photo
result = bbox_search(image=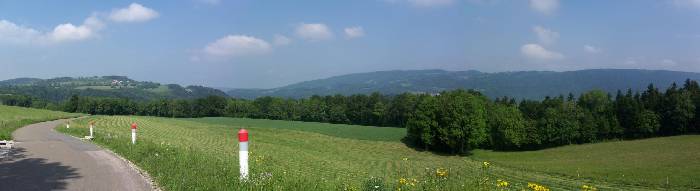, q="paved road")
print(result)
[0,119,152,191]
